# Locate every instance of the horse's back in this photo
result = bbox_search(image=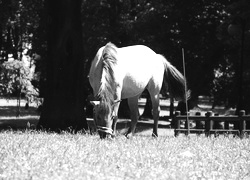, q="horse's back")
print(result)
[116,45,165,98]
[118,45,156,62]
[117,45,165,78]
